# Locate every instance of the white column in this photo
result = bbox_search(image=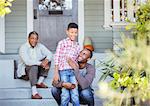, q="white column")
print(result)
[121,0,125,22]
[113,0,120,22]
[27,0,33,37]
[0,17,5,53]
[78,0,84,49]
[103,0,111,29]
[127,0,134,21]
